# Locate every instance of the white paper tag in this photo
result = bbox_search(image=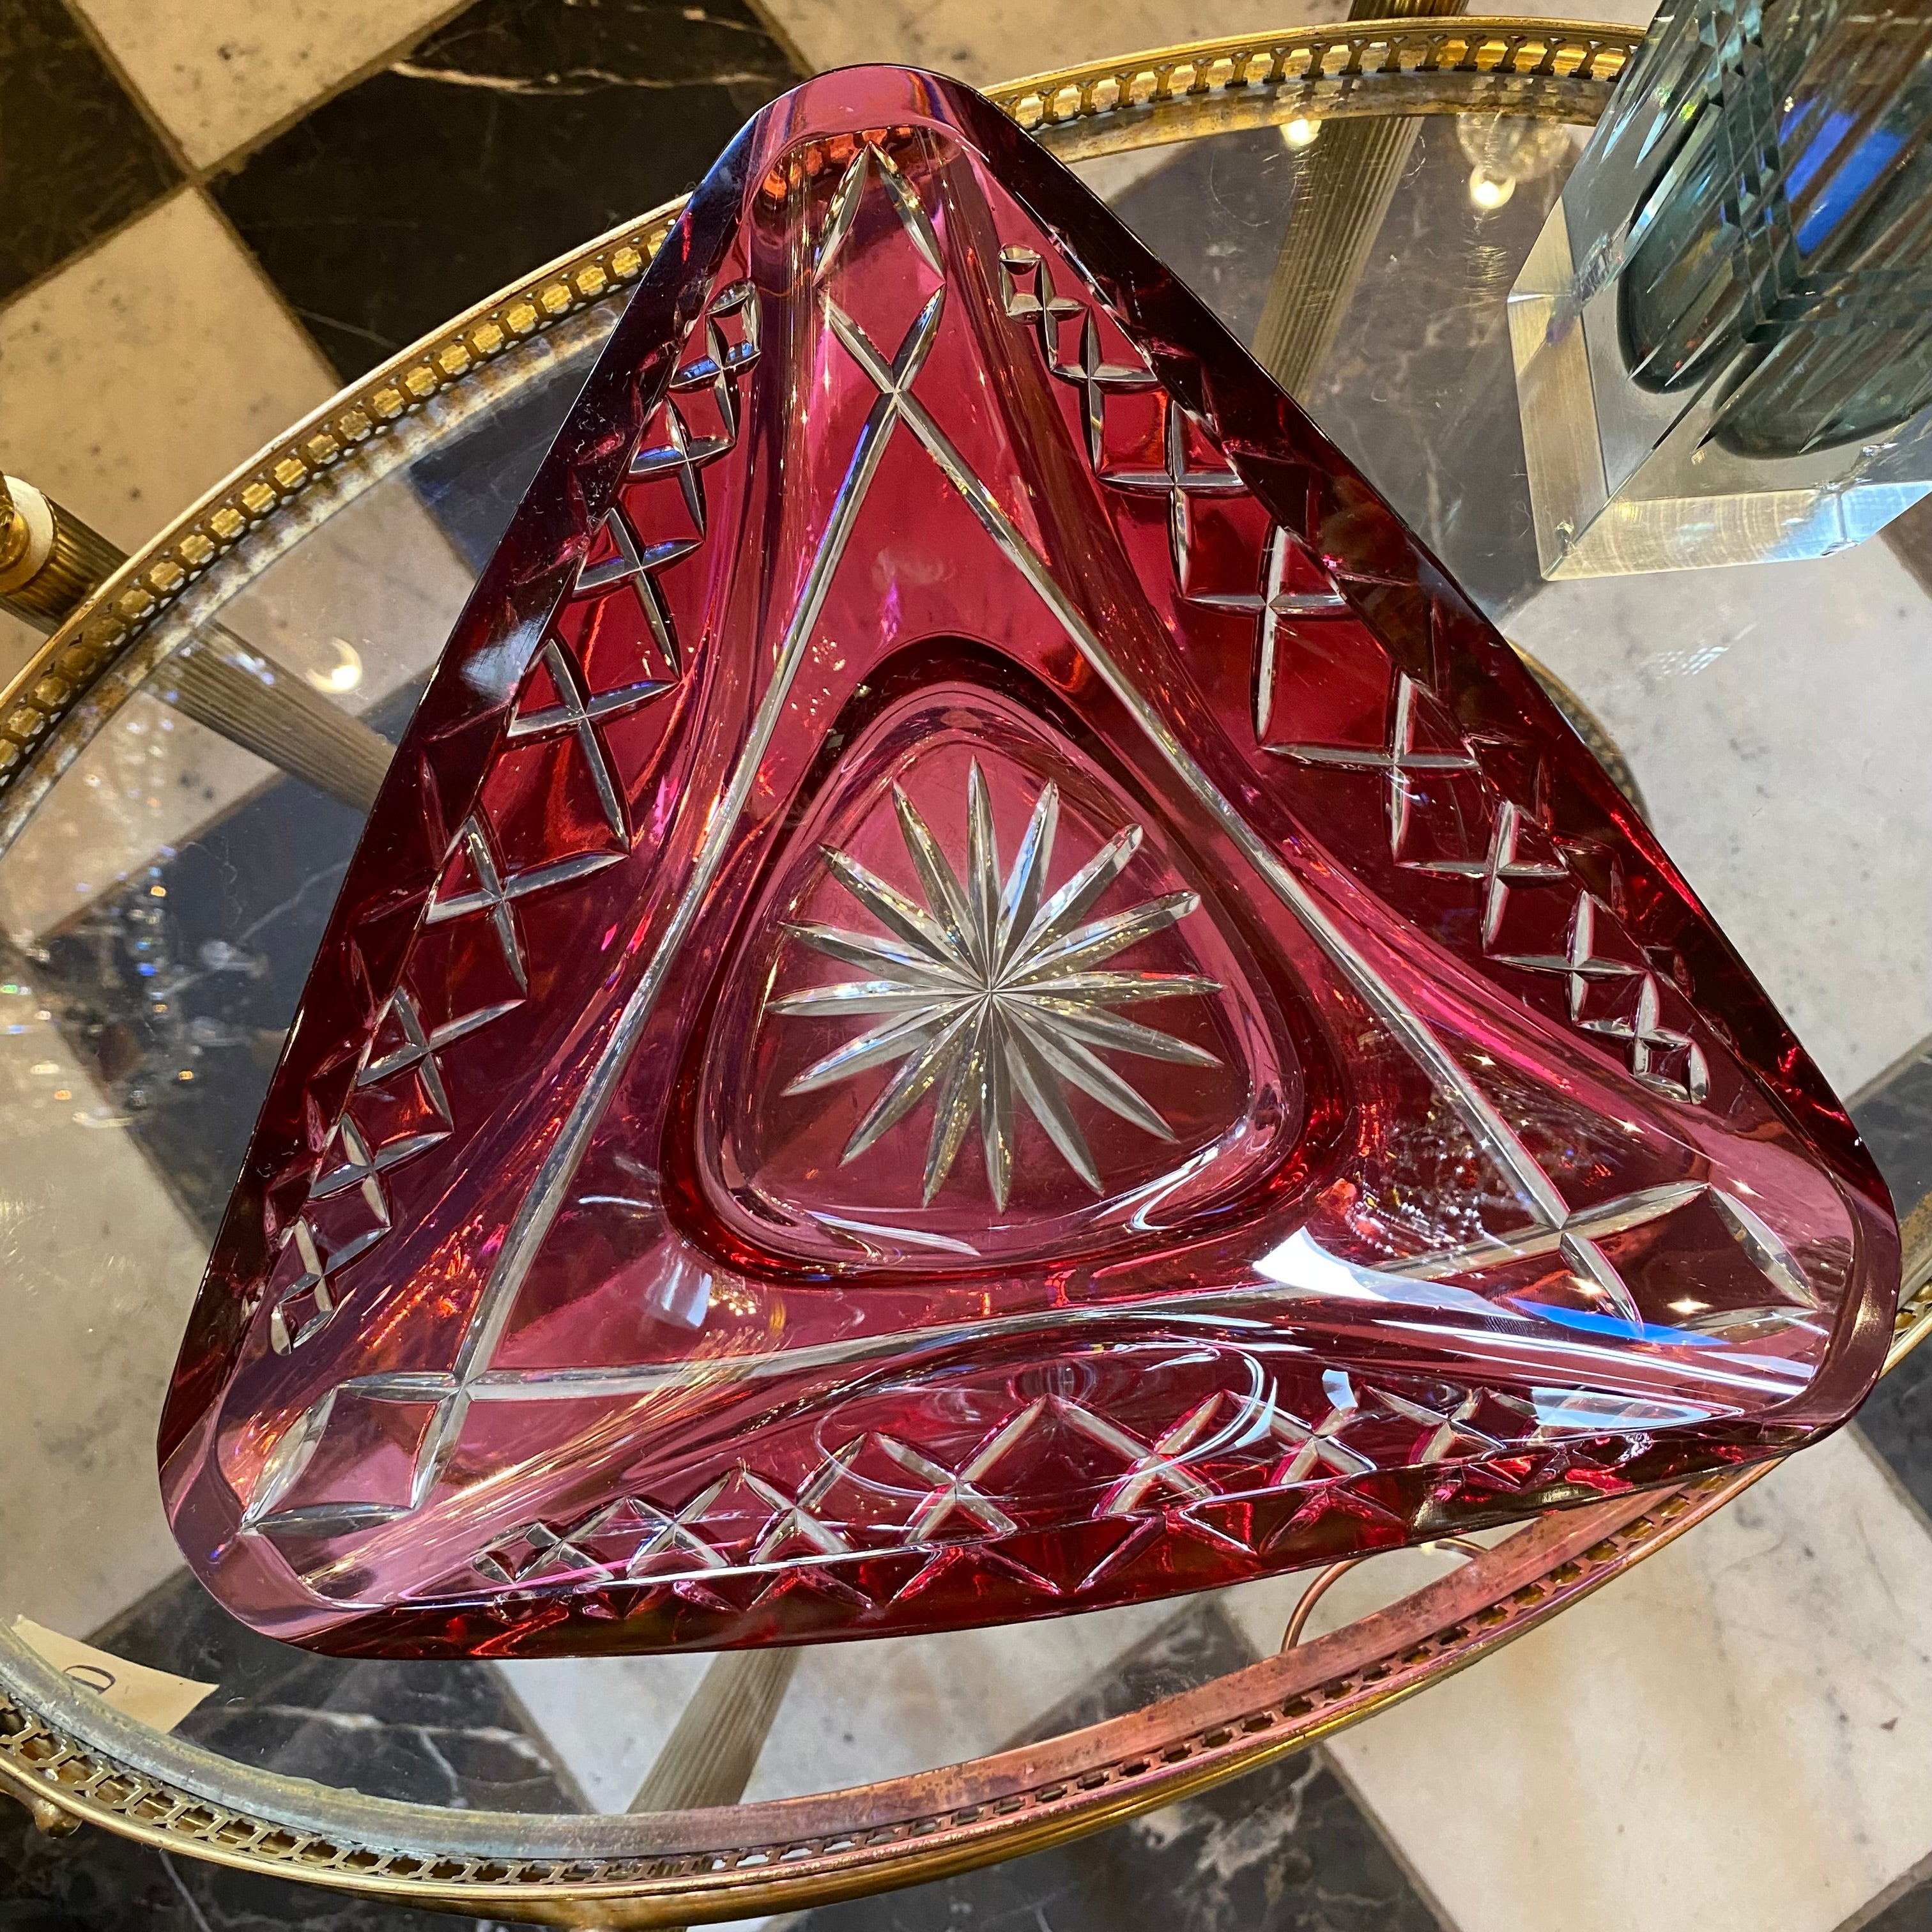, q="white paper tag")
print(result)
[13,1616,217,1733]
